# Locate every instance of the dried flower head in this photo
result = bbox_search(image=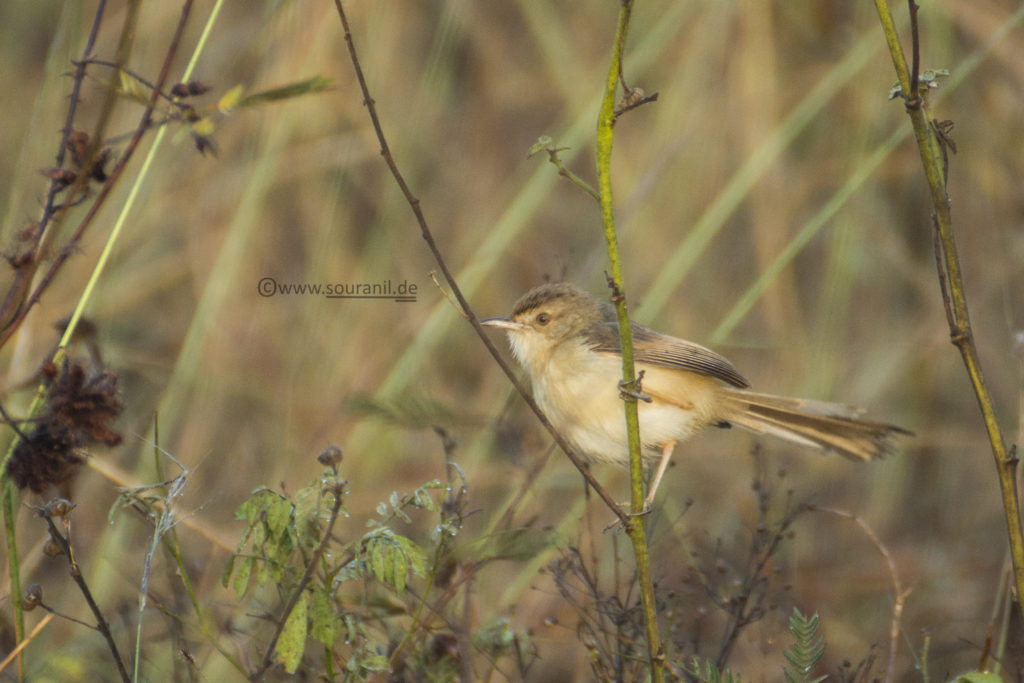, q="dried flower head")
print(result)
[6,361,123,493]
